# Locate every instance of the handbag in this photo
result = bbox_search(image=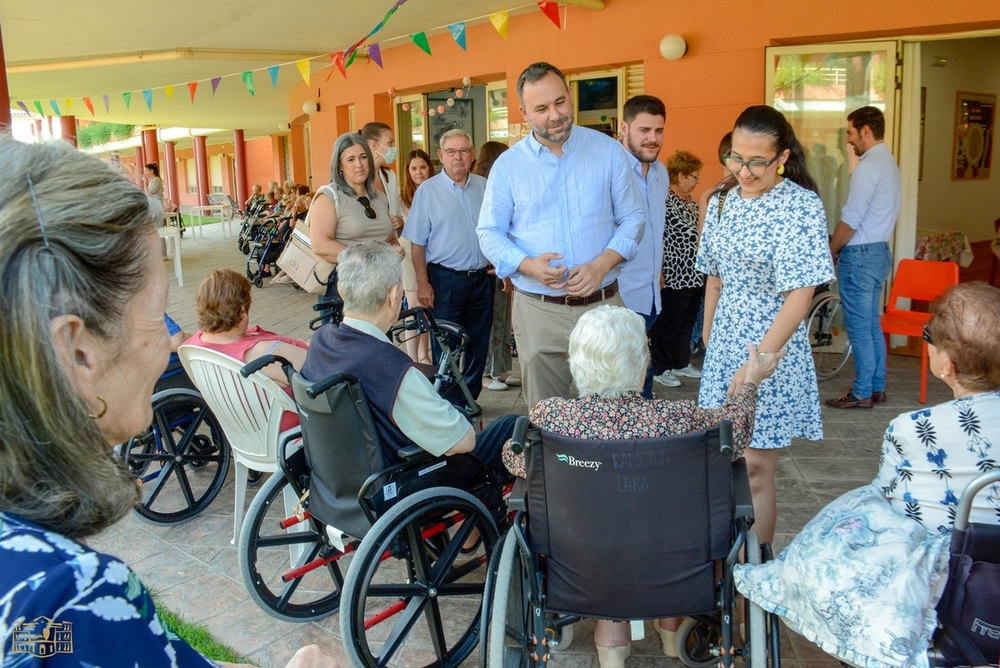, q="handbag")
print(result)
[277,186,339,295]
